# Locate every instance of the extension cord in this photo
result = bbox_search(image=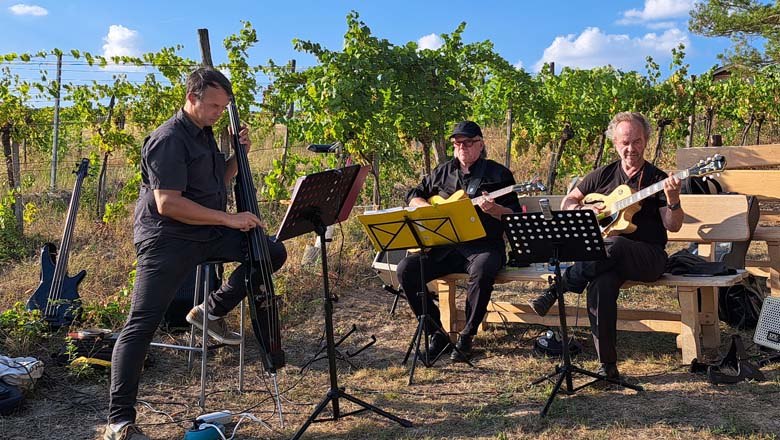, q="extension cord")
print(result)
[195,410,233,425]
